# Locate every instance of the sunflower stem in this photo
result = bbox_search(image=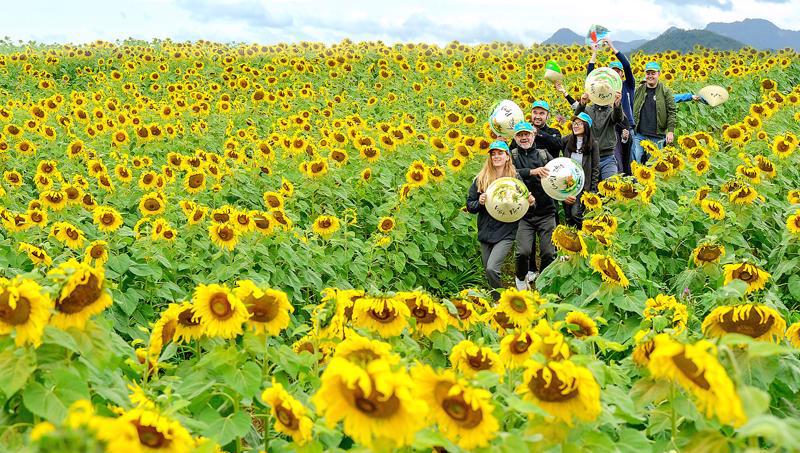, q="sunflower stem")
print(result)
[670,382,678,445]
